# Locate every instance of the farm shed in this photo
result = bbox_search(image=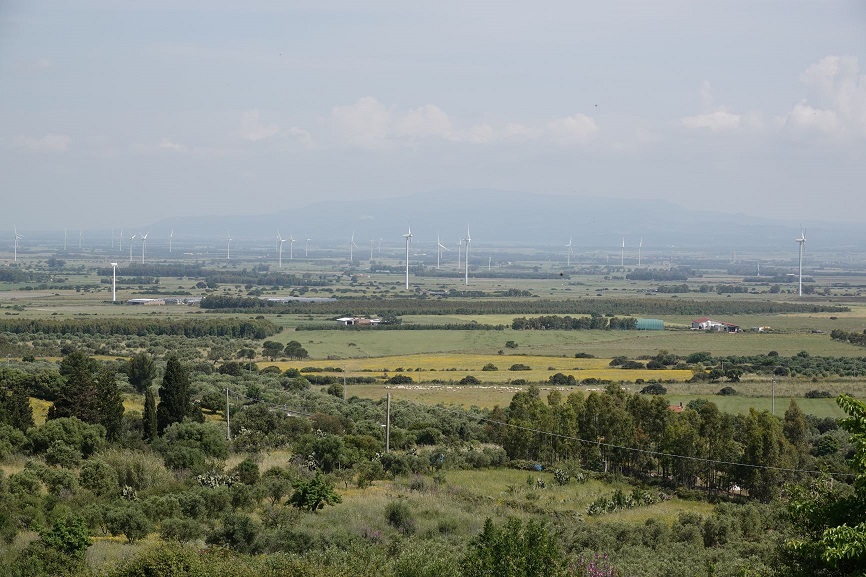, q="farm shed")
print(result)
[635,318,664,330]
